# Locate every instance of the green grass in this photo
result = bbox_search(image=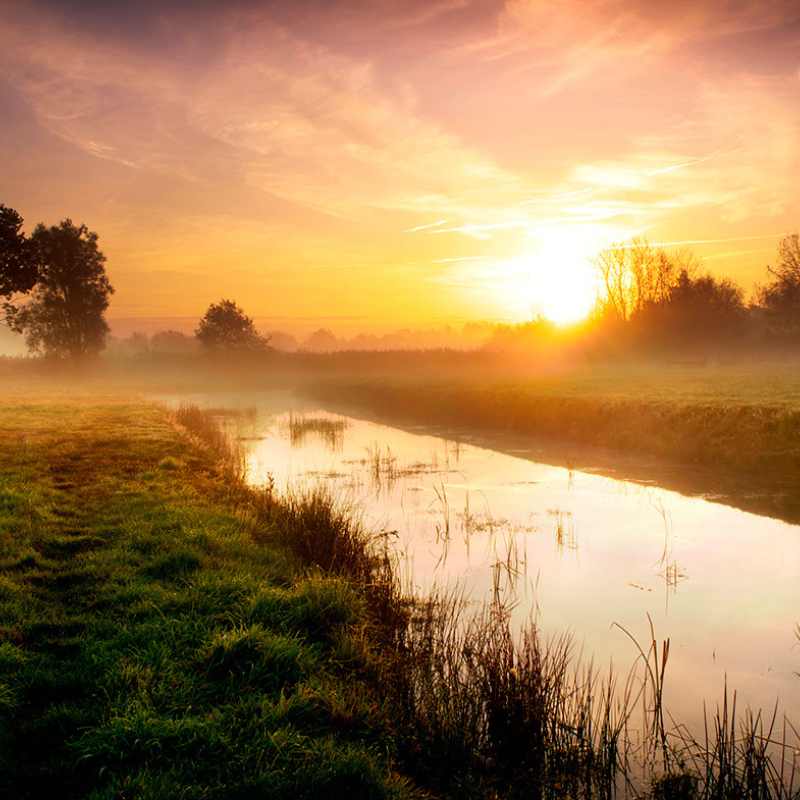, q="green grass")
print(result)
[1,395,797,800]
[309,363,800,494]
[0,398,416,800]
